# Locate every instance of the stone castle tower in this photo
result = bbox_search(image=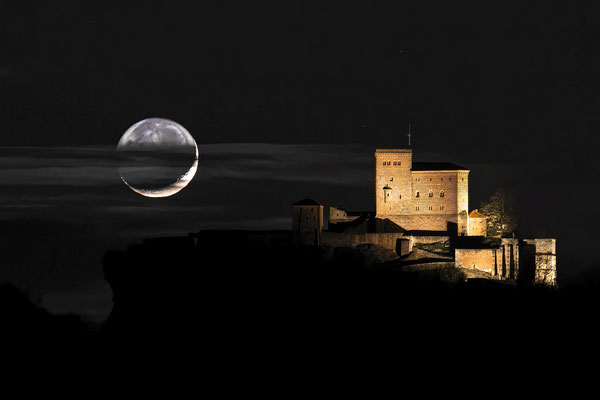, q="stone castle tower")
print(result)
[375,149,469,234]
